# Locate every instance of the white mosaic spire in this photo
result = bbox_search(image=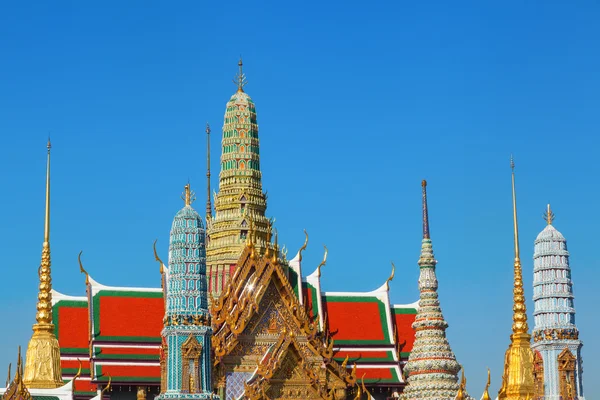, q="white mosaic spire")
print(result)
[401,181,470,400]
[531,205,585,399]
